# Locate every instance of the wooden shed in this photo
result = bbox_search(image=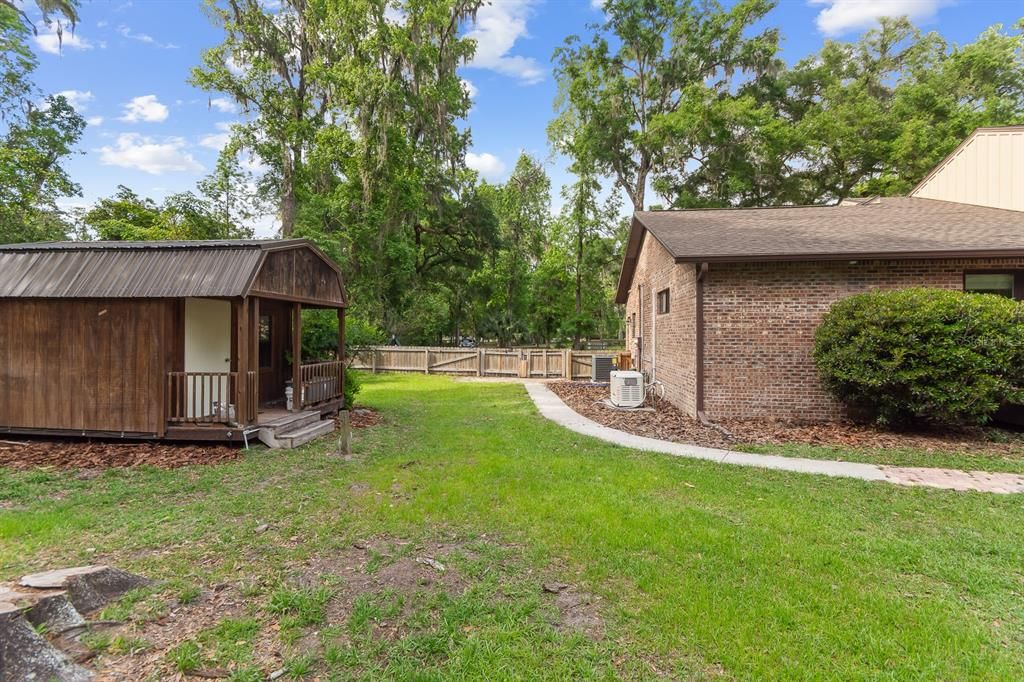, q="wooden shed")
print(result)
[0,239,346,444]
